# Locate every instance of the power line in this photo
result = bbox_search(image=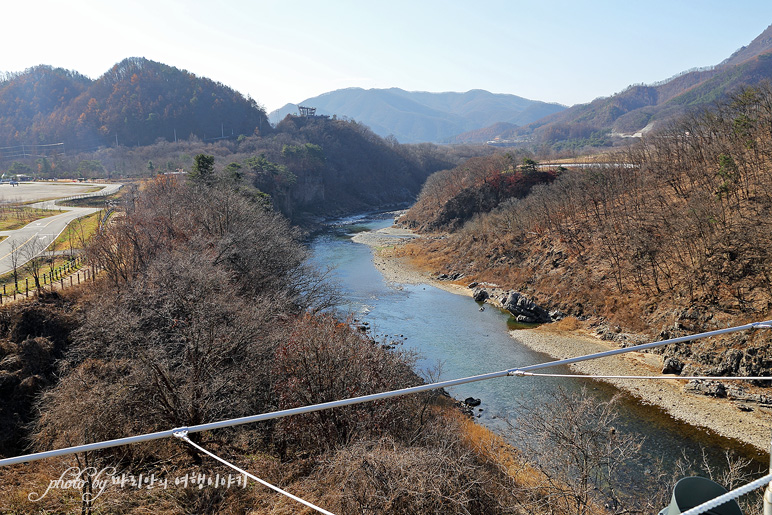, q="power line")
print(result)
[175,431,335,515]
[0,142,64,150]
[0,319,768,468]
